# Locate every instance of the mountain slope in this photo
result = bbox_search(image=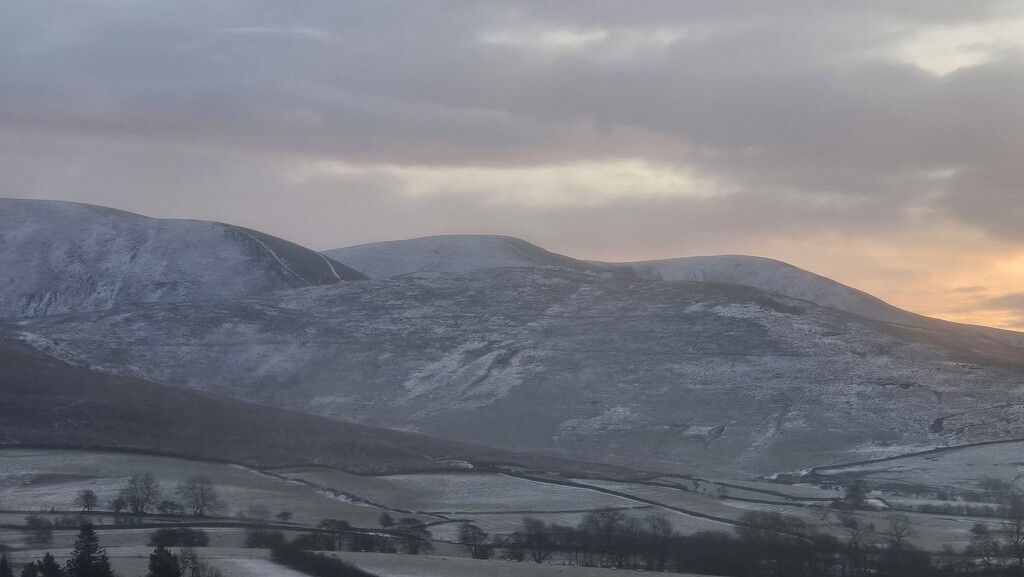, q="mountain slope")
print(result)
[328,236,1024,349]
[325,235,597,279]
[0,199,365,317]
[15,267,1024,477]
[618,255,904,323]
[0,329,617,474]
